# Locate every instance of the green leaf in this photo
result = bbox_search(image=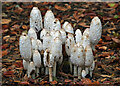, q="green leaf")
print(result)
[114,15,119,19]
[109,3,115,7]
